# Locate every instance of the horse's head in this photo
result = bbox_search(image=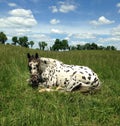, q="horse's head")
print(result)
[27,53,43,87]
[27,53,41,75]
